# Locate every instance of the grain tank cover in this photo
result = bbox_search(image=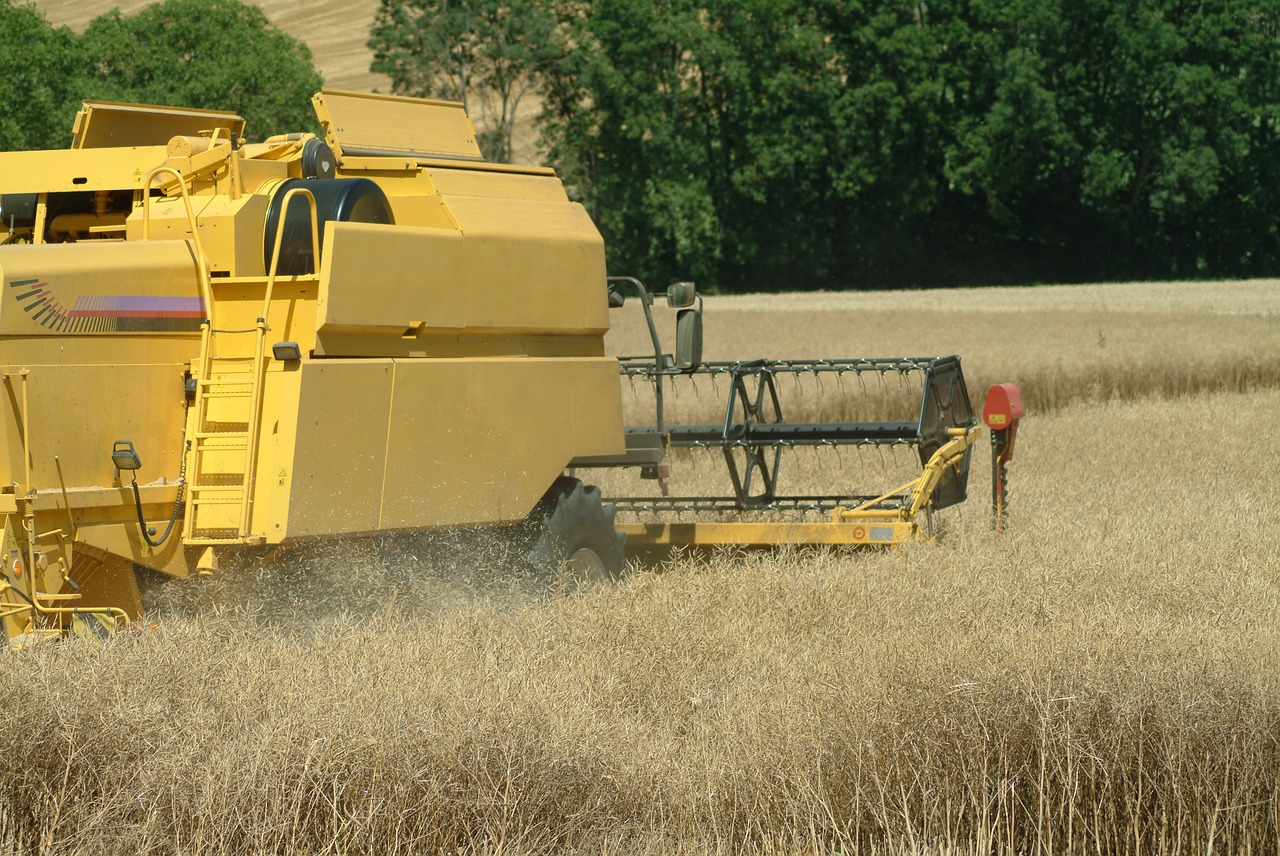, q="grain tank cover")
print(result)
[71,100,244,149]
[312,89,483,162]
